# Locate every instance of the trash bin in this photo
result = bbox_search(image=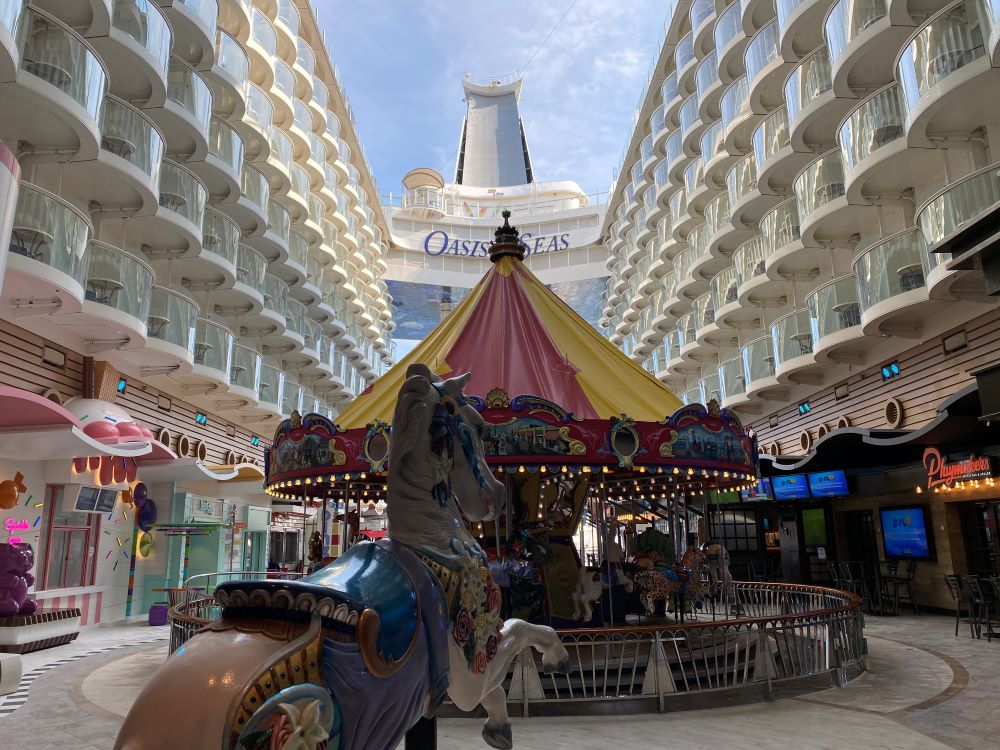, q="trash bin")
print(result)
[148,602,169,626]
